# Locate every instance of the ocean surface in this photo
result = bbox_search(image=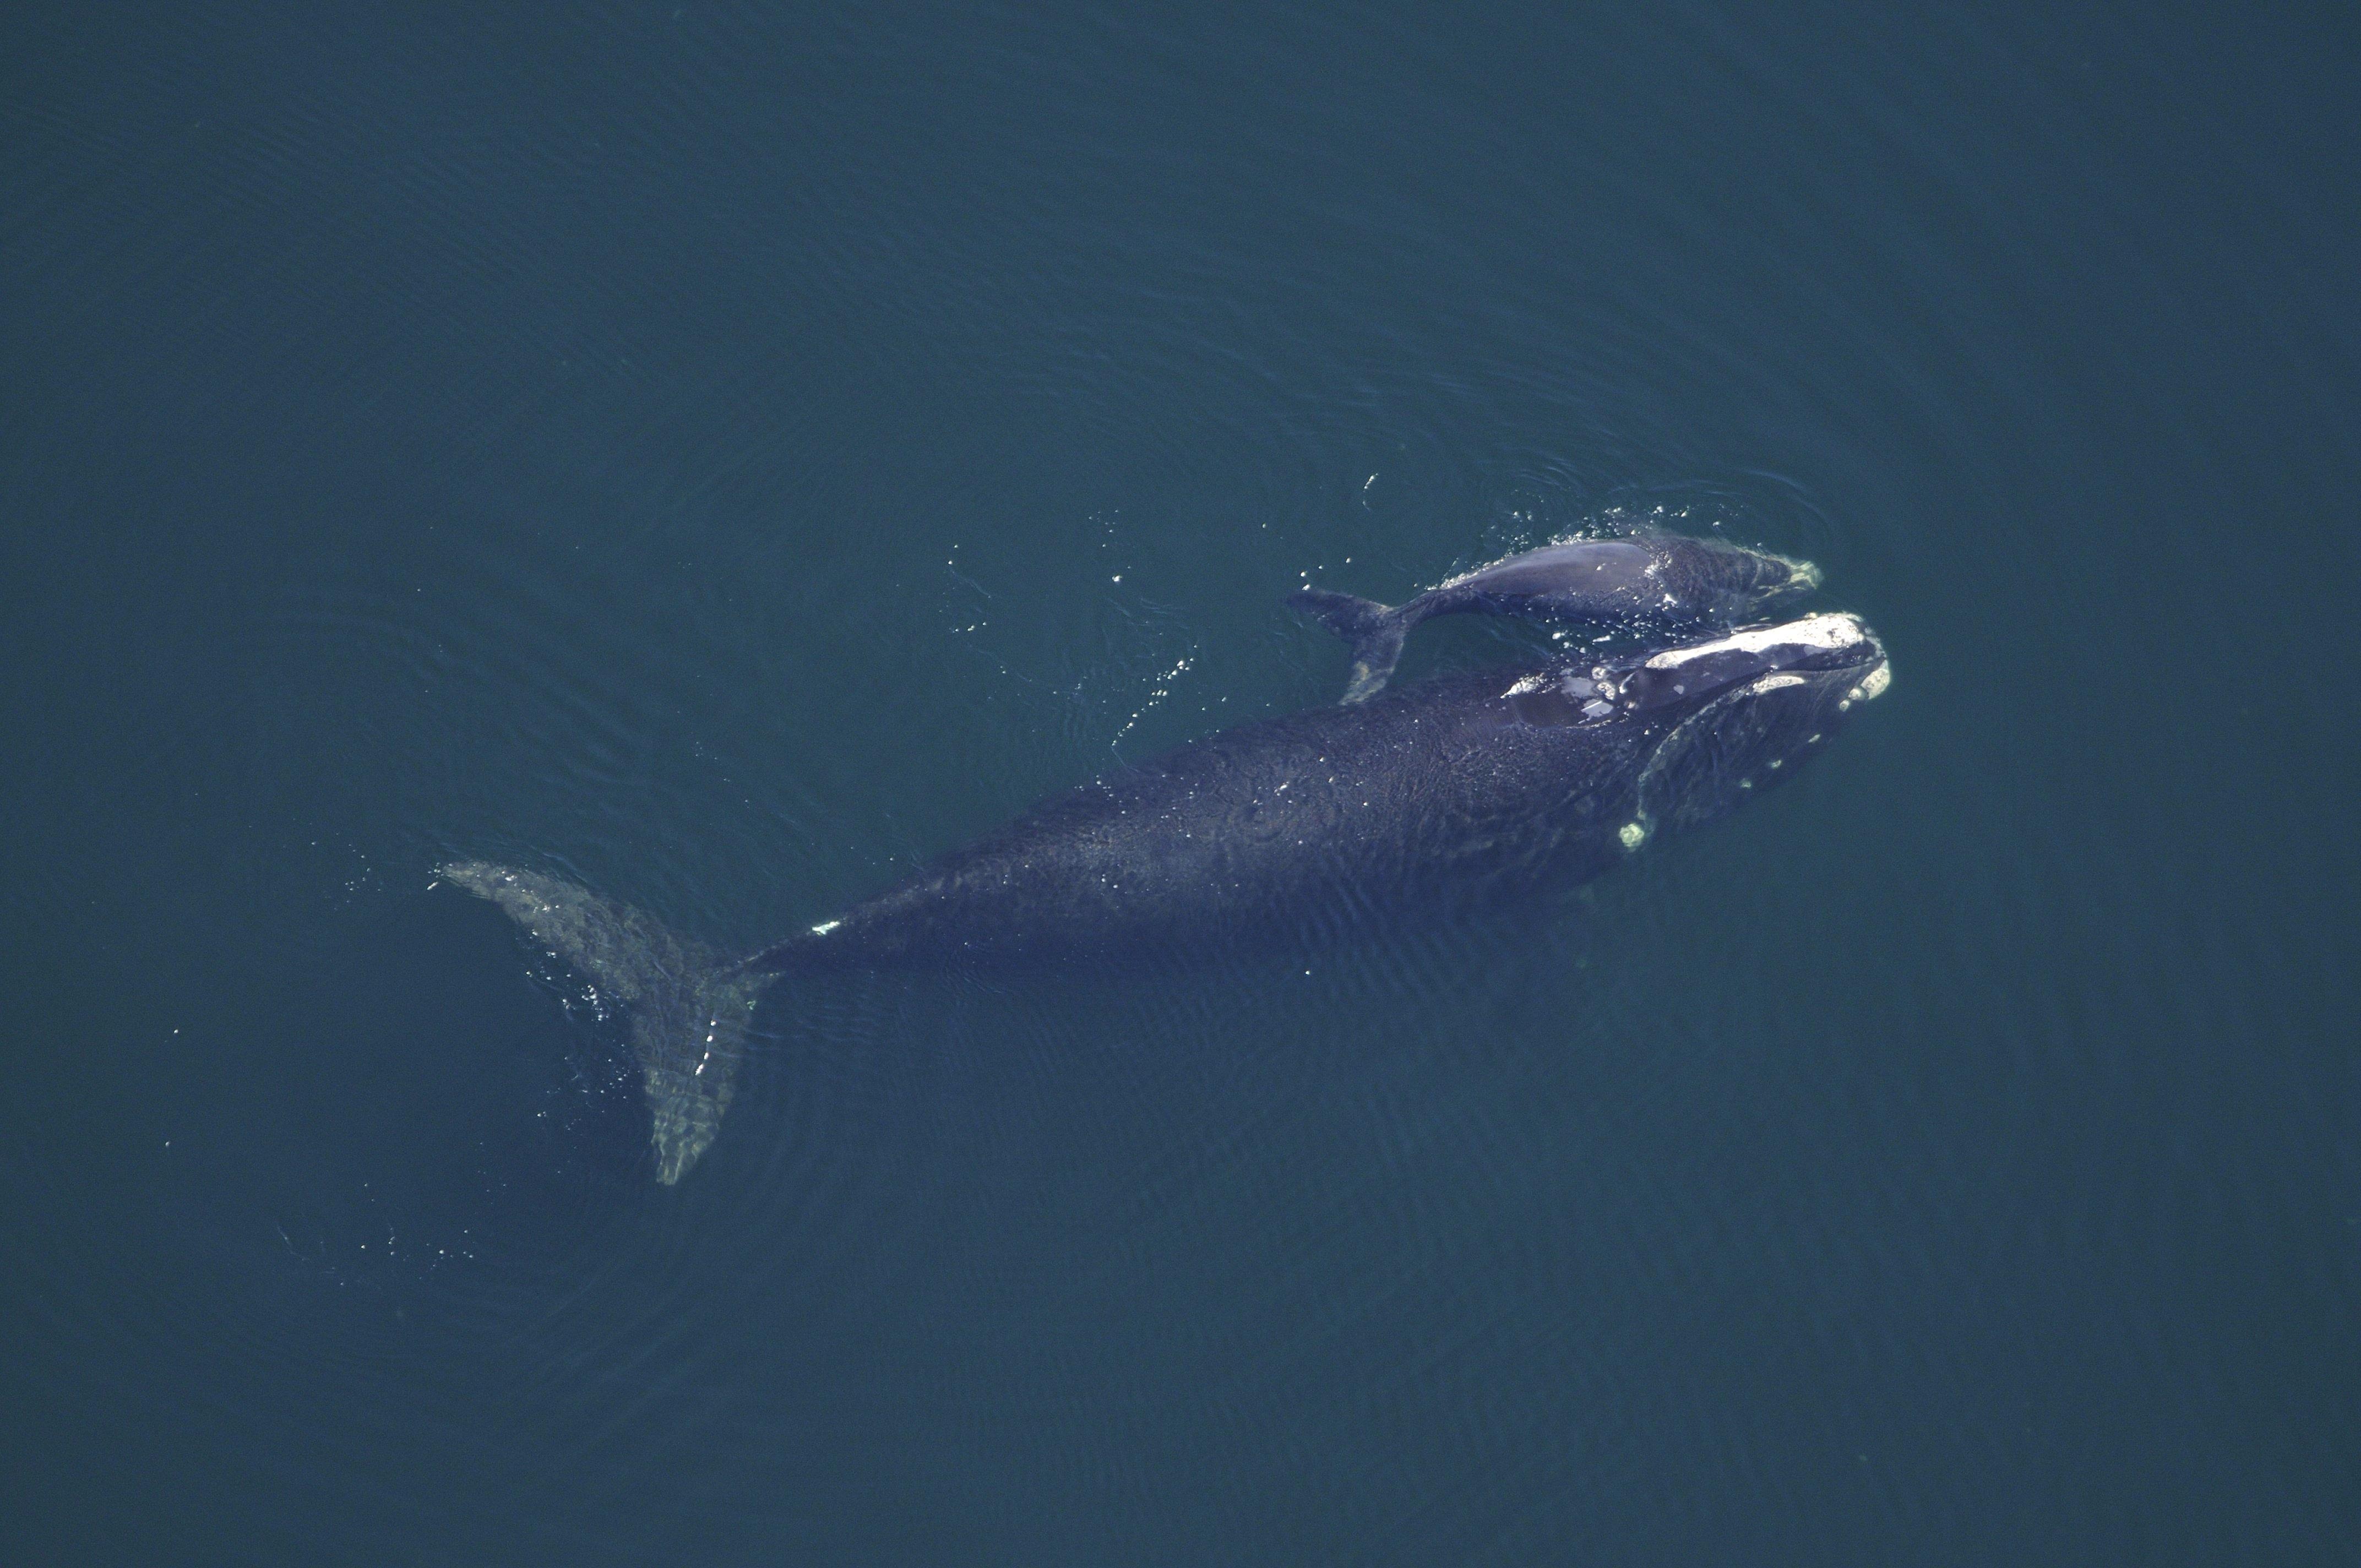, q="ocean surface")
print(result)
[4,4,2356,1563]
